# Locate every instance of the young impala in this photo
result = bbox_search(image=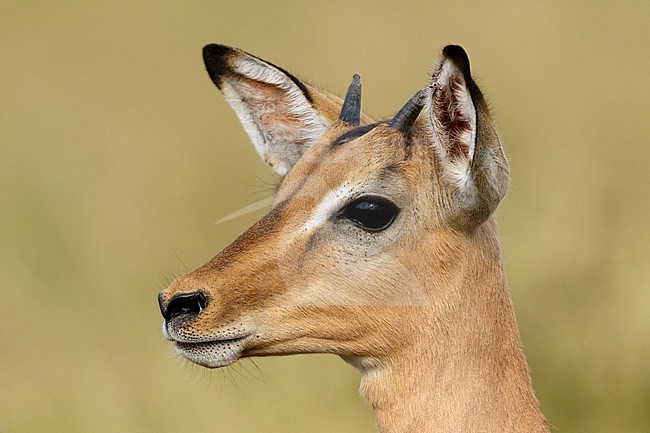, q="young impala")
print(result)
[158,43,549,432]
